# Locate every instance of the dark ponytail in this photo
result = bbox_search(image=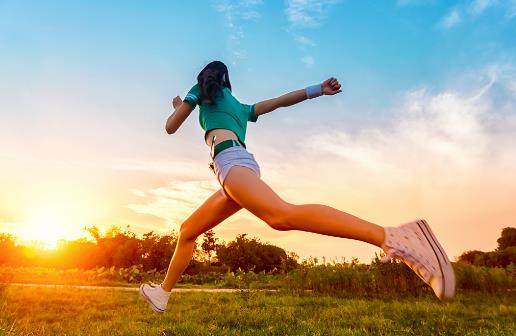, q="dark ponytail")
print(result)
[197,61,231,105]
